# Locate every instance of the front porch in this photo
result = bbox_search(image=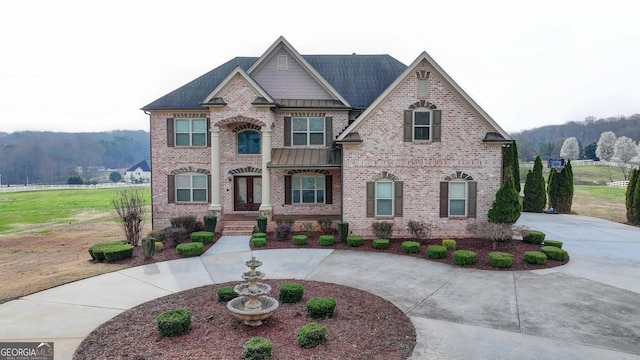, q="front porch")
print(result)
[219,212,341,236]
